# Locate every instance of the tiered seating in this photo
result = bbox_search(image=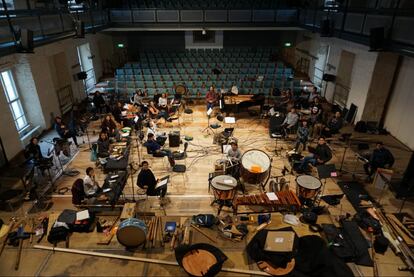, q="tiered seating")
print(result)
[132,0,286,9]
[115,48,295,99]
